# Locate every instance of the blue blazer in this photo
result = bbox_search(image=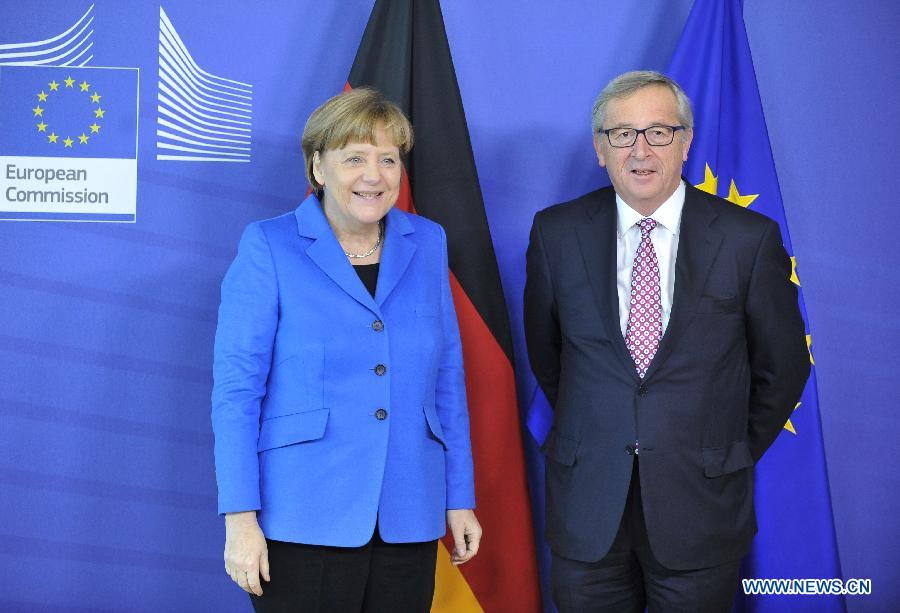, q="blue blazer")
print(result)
[212,194,475,546]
